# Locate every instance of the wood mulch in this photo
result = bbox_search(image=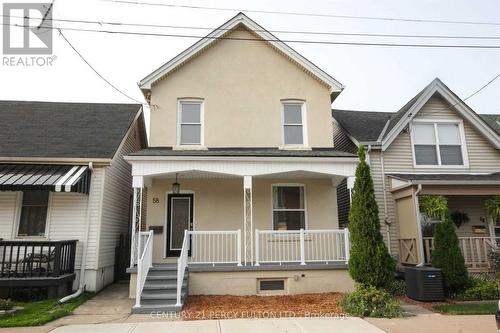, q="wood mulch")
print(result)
[181,293,344,320]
